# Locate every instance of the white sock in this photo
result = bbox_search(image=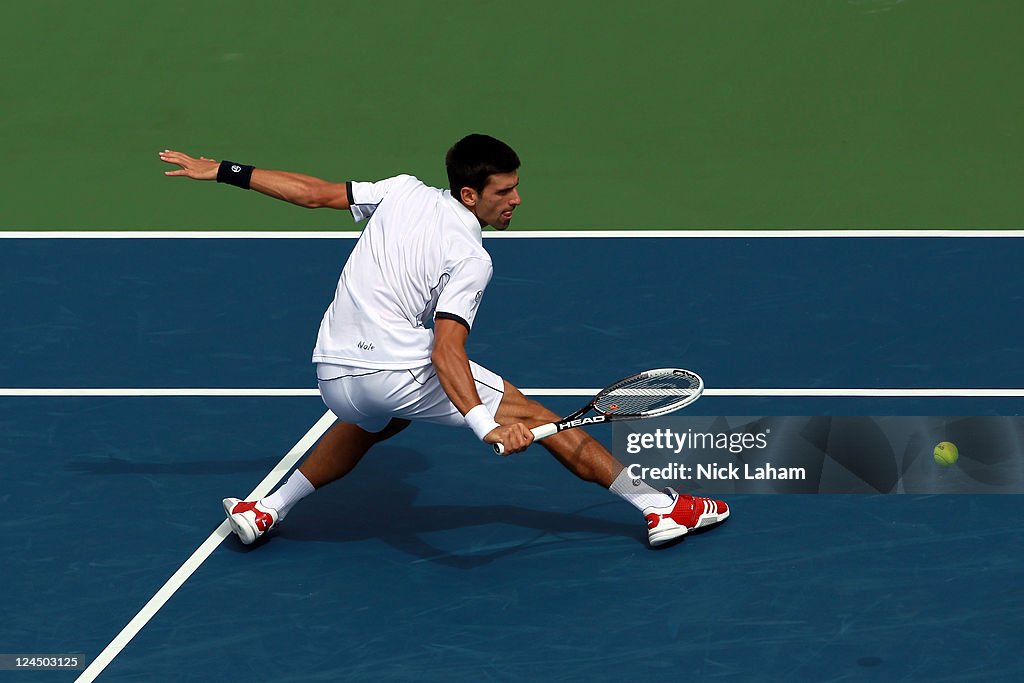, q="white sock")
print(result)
[609,468,674,513]
[261,470,315,521]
